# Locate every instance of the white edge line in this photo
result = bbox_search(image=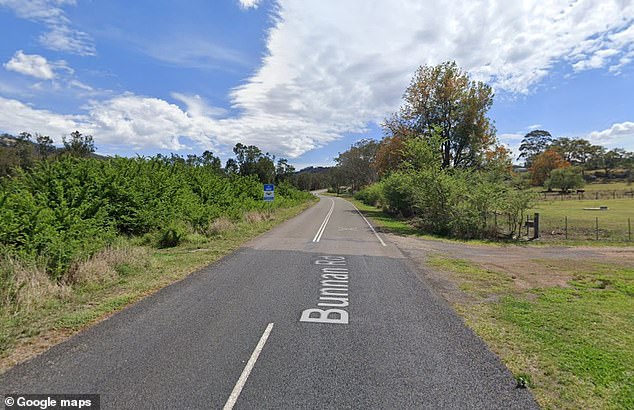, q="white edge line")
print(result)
[351,203,387,247]
[223,323,274,410]
[312,198,335,242]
